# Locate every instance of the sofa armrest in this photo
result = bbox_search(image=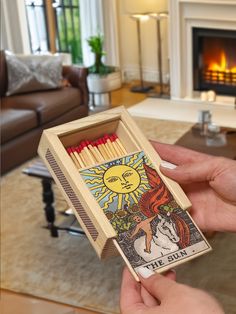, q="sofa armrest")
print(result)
[62,66,89,107]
